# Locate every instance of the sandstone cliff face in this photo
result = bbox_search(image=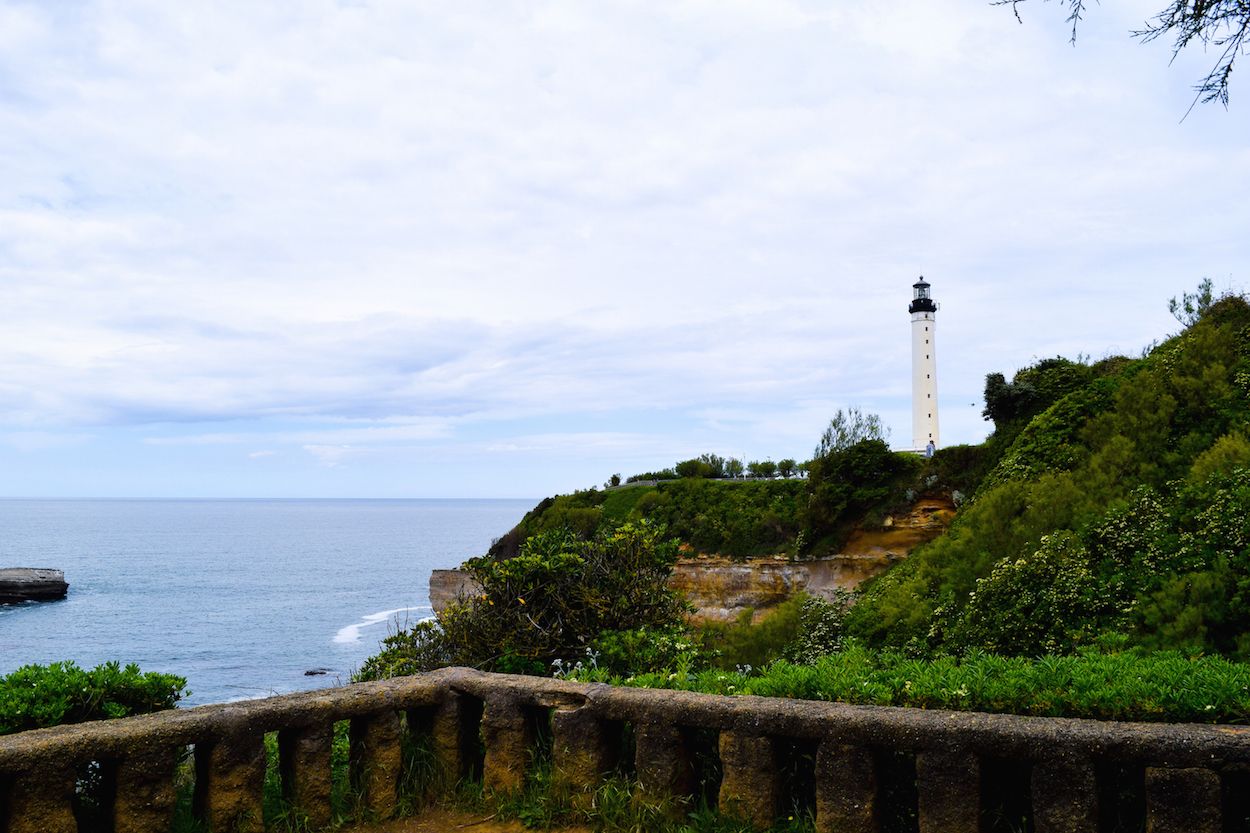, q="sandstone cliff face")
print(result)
[429,496,955,622]
[428,568,480,611]
[671,496,954,622]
